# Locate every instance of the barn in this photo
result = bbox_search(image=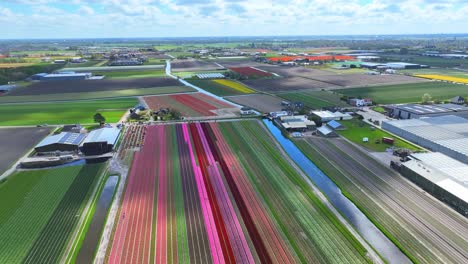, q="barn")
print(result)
[34,132,86,153]
[80,127,121,156]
